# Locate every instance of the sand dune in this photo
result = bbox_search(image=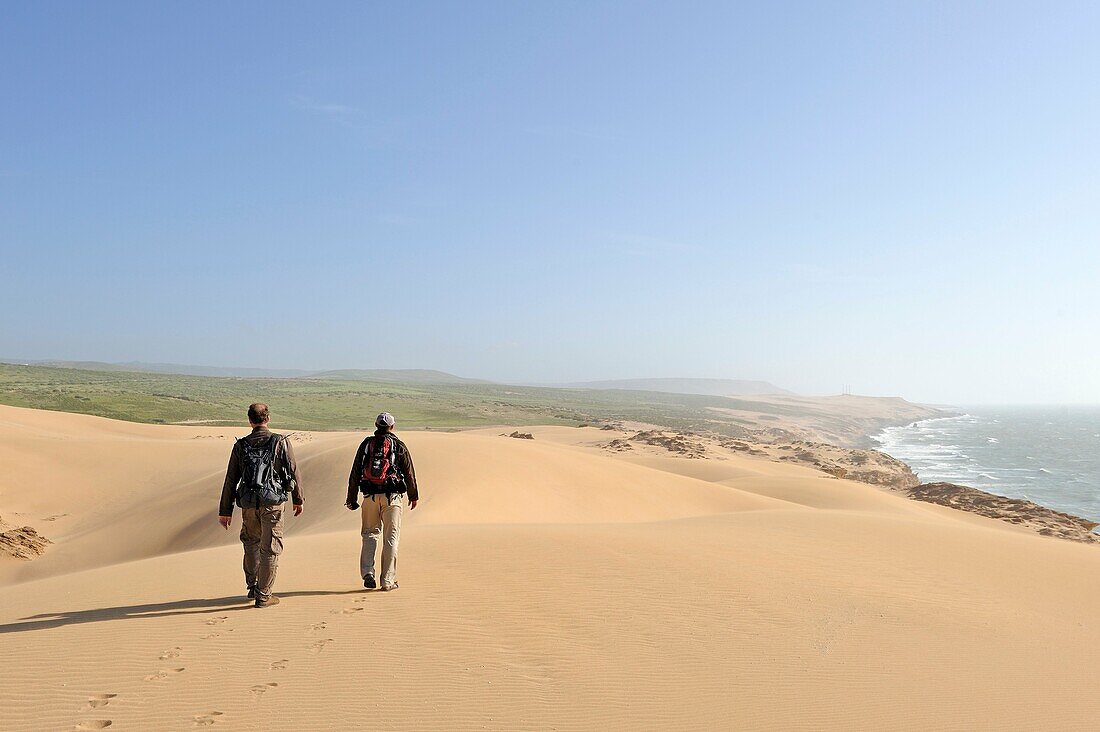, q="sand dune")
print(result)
[1,406,1099,730]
